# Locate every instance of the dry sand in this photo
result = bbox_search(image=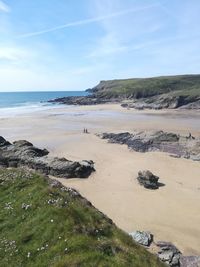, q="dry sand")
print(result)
[1,104,200,255]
